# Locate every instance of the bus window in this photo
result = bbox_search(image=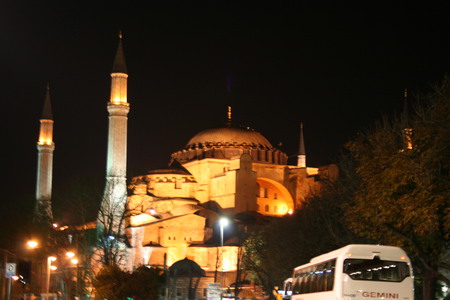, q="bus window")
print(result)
[303,268,311,293]
[292,277,301,295]
[316,263,325,292]
[324,260,335,291]
[344,258,410,282]
[283,278,293,297]
[308,269,316,293]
